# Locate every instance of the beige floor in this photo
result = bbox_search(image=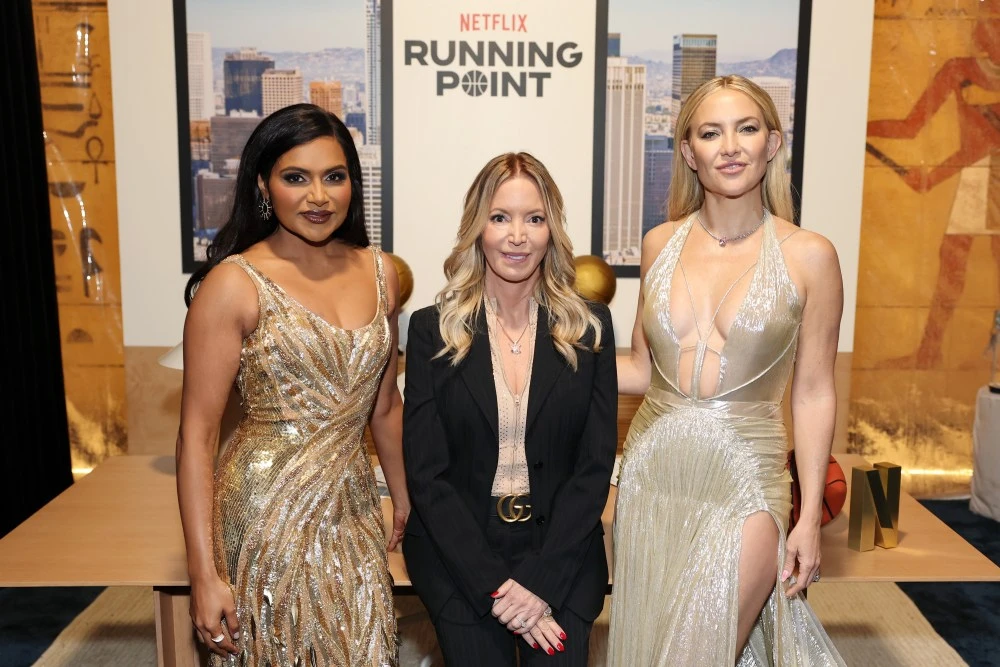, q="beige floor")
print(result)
[32,583,965,666]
